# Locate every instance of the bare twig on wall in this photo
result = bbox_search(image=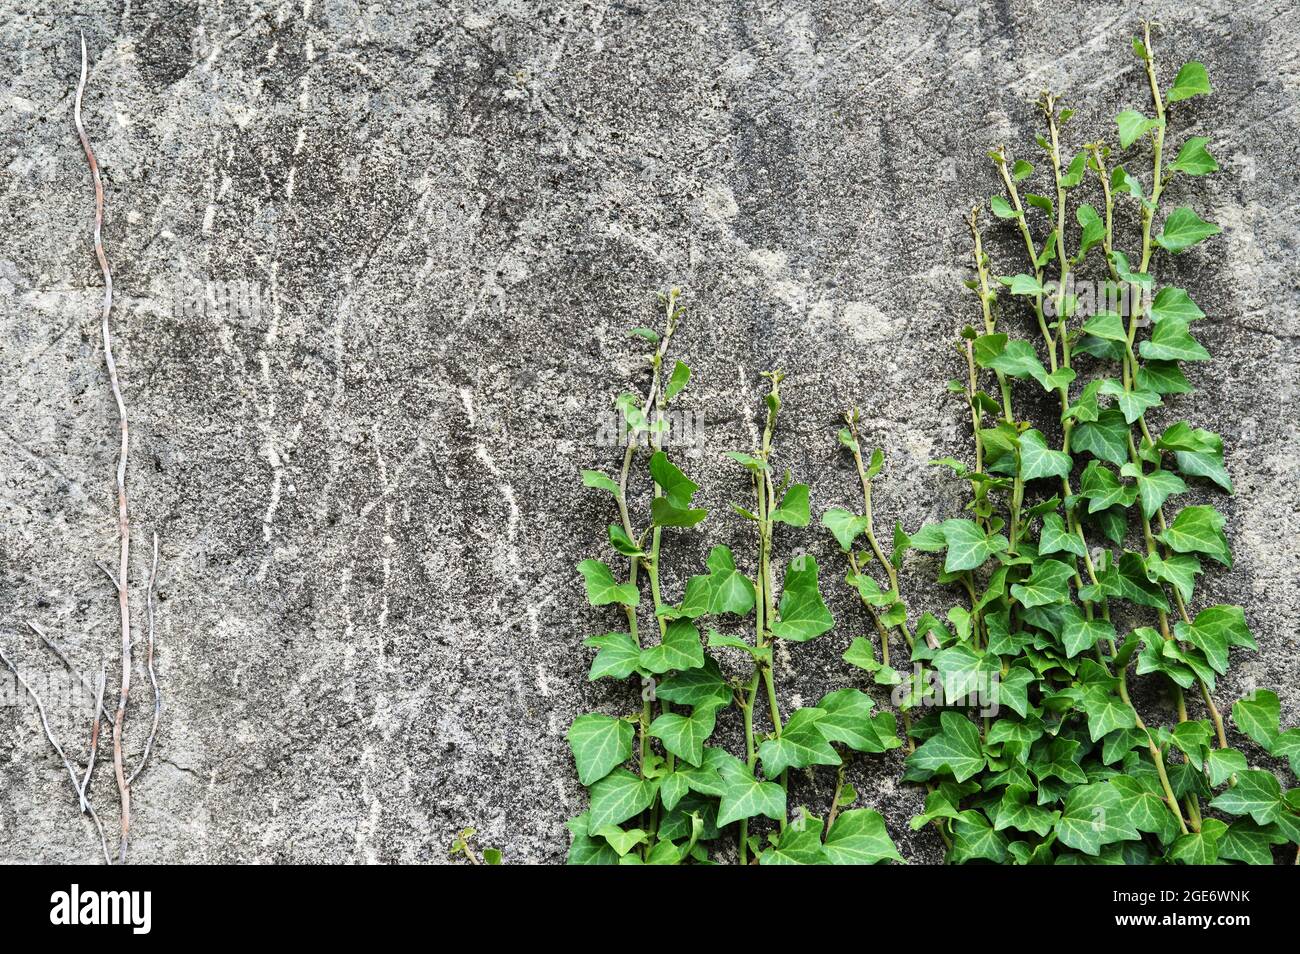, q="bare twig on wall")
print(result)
[128,533,161,787]
[74,31,133,864]
[79,663,107,813]
[29,621,114,723]
[0,647,112,864]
